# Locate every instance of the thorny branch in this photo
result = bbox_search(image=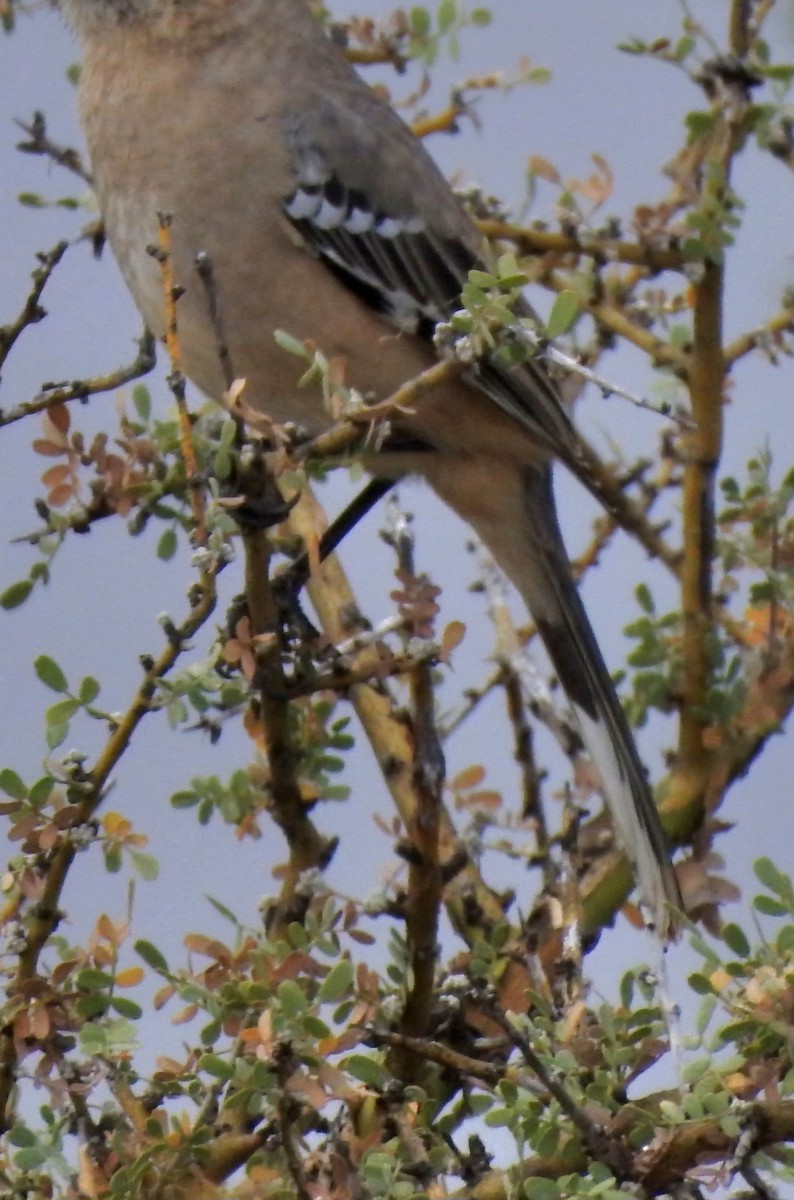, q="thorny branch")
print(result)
[382,497,445,1082]
[0,240,69,375]
[0,571,218,1129]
